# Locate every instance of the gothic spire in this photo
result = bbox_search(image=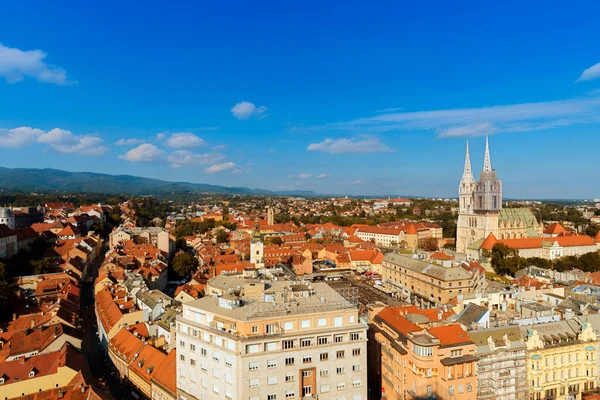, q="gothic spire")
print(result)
[483,135,492,172]
[461,140,474,183]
